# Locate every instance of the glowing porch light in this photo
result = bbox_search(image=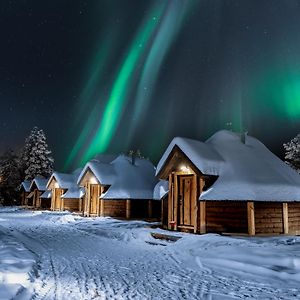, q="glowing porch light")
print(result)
[54,182,59,188]
[180,165,191,173]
